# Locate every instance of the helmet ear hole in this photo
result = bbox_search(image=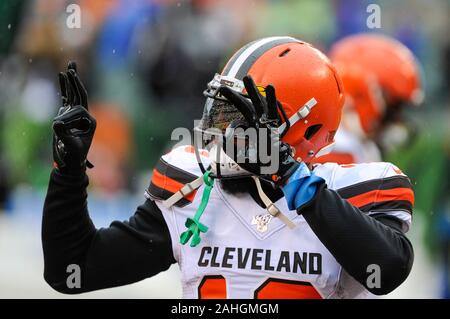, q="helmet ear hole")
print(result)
[304,124,322,140]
